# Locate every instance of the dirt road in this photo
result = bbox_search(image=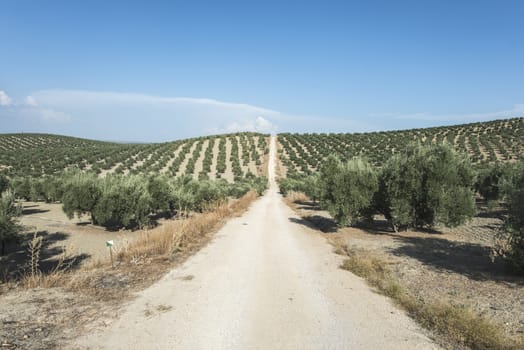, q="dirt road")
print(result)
[74,136,438,349]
